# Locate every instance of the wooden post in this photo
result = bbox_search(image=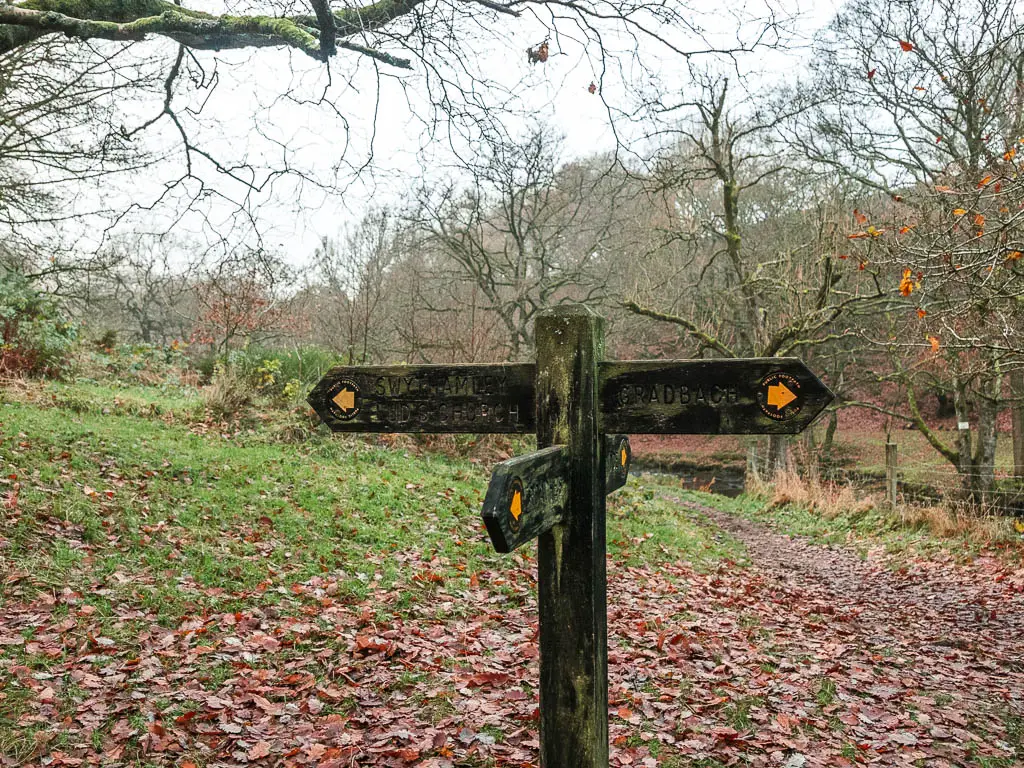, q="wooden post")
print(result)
[886,442,898,512]
[308,336,835,767]
[534,305,607,768]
